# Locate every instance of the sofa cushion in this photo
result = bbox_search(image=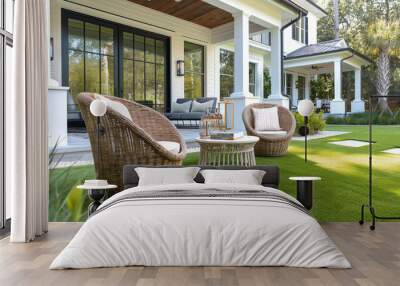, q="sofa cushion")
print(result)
[97,95,132,122]
[171,101,192,113]
[157,141,181,154]
[191,100,213,113]
[181,112,204,120]
[252,107,281,131]
[165,113,182,120]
